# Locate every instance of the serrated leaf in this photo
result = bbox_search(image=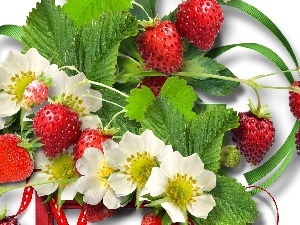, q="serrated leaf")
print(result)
[192,175,258,225]
[22,0,77,67]
[77,12,138,86]
[191,68,240,96]
[62,0,132,27]
[96,87,141,135]
[140,97,188,155]
[160,77,197,121]
[184,45,208,60]
[188,107,239,172]
[125,86,155,121]
[182,56,225,77]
